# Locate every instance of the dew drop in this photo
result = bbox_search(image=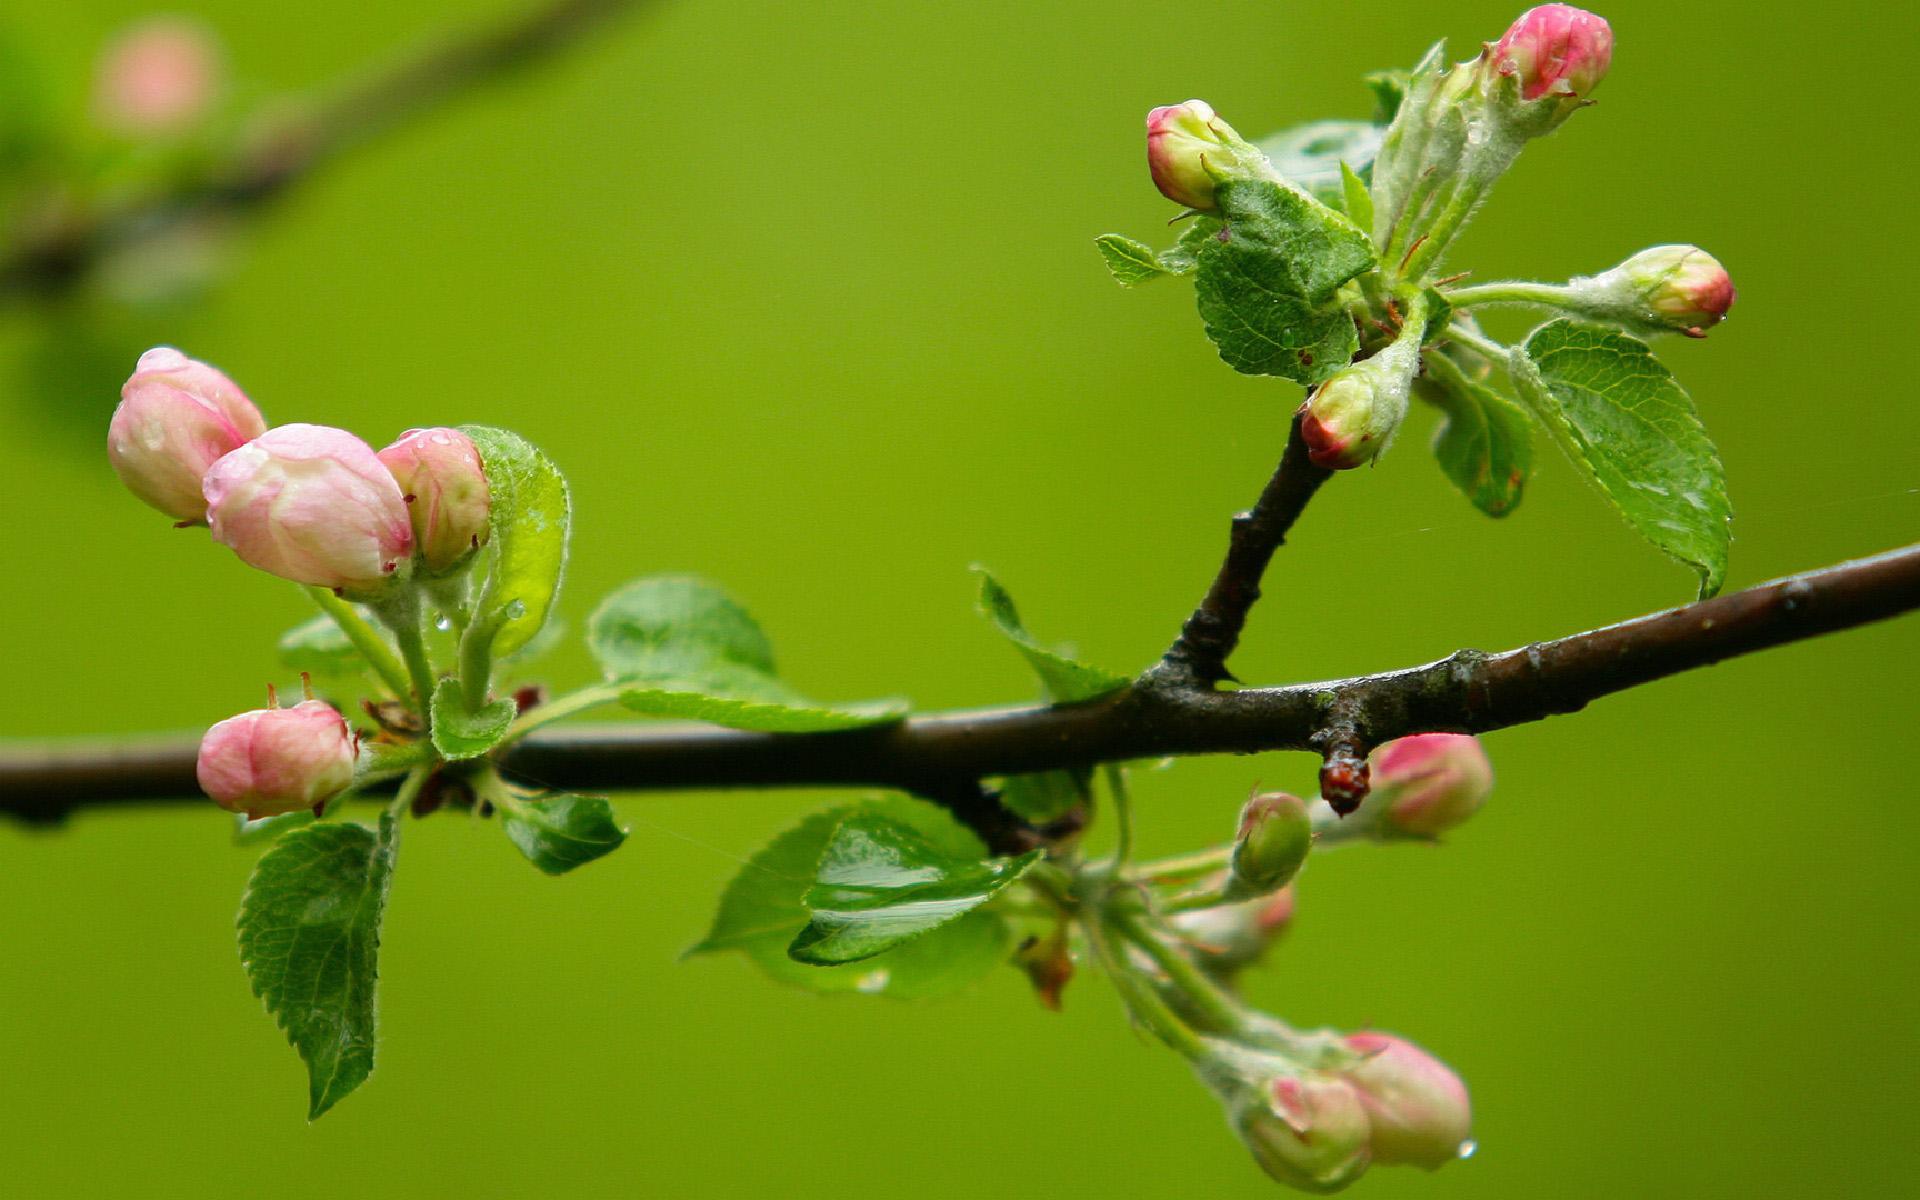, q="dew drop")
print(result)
[434,616,453,632]
[856,970,890,994]
[1457,1139,1478,1161]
